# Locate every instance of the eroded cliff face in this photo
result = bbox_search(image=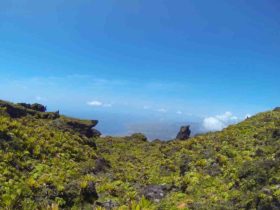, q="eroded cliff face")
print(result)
[0,100,101,138]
